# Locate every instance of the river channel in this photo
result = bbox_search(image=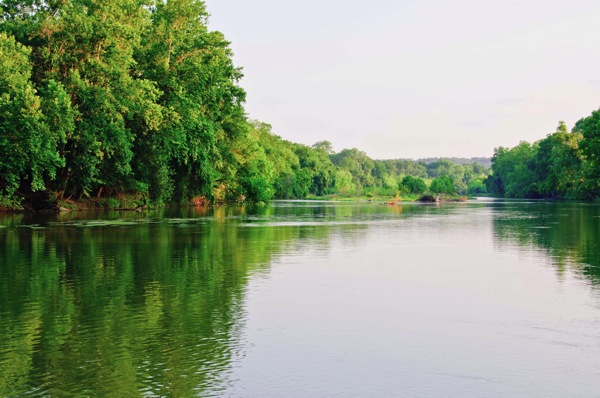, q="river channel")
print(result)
[1,199,600,397]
